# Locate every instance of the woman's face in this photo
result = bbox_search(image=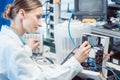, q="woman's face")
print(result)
[22,7,43,33]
